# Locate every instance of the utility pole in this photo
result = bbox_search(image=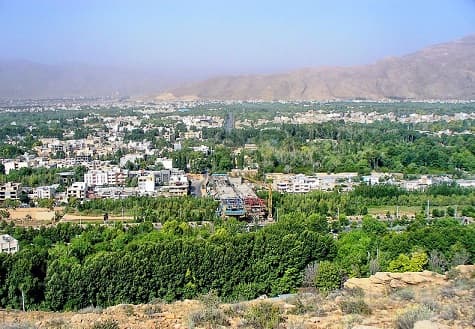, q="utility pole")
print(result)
[426,200,430,220]
[21,289,25,311]
[396,205,399,219]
